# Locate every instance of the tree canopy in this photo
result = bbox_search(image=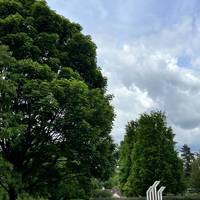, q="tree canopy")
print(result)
[0,0,116,199]
[0,0,106,90]
[118,111,186,196]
